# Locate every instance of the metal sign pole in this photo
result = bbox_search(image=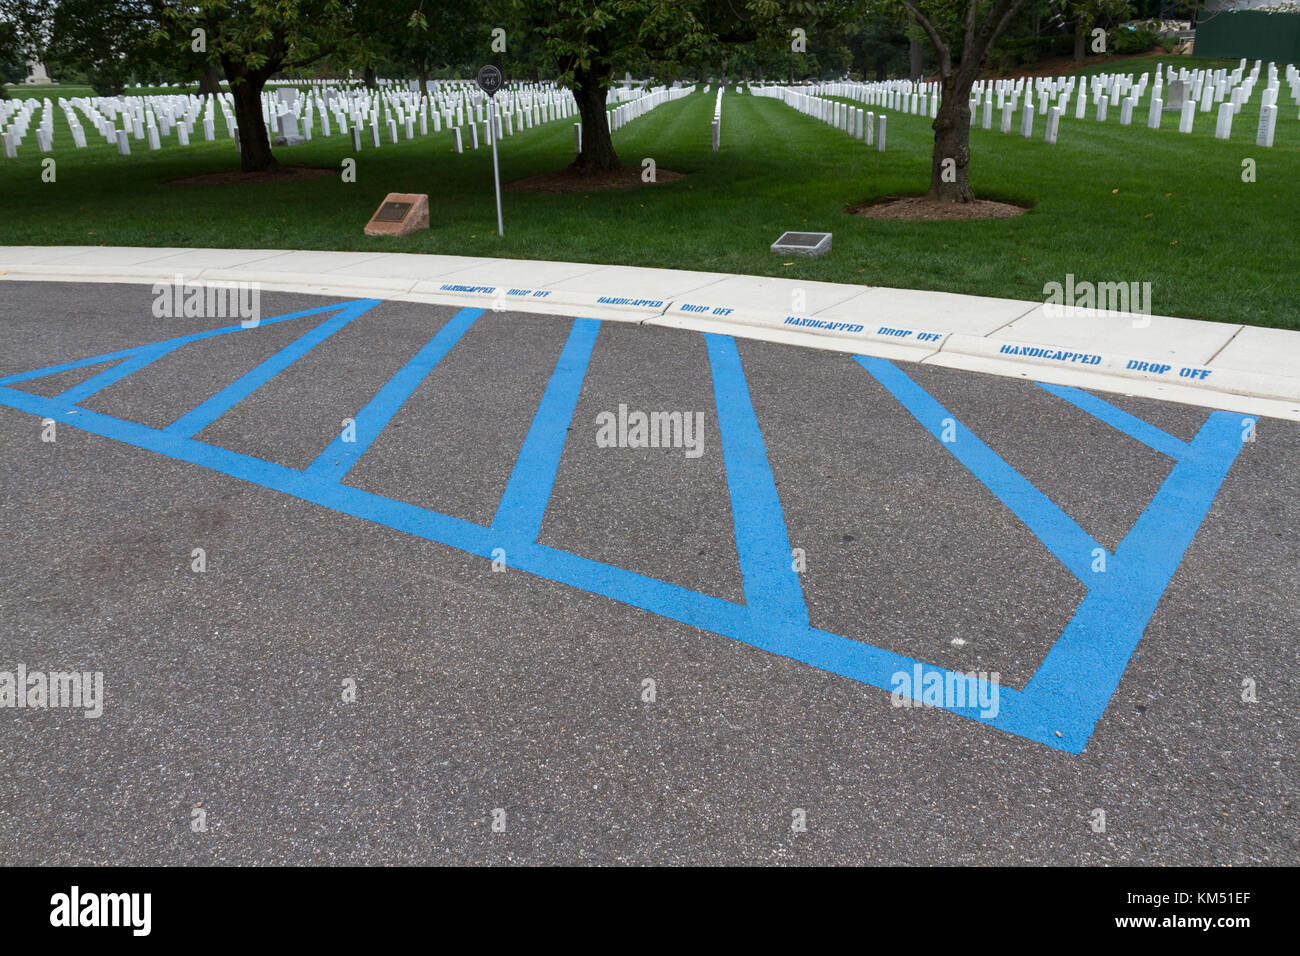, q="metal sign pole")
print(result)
[488,97,504,237]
